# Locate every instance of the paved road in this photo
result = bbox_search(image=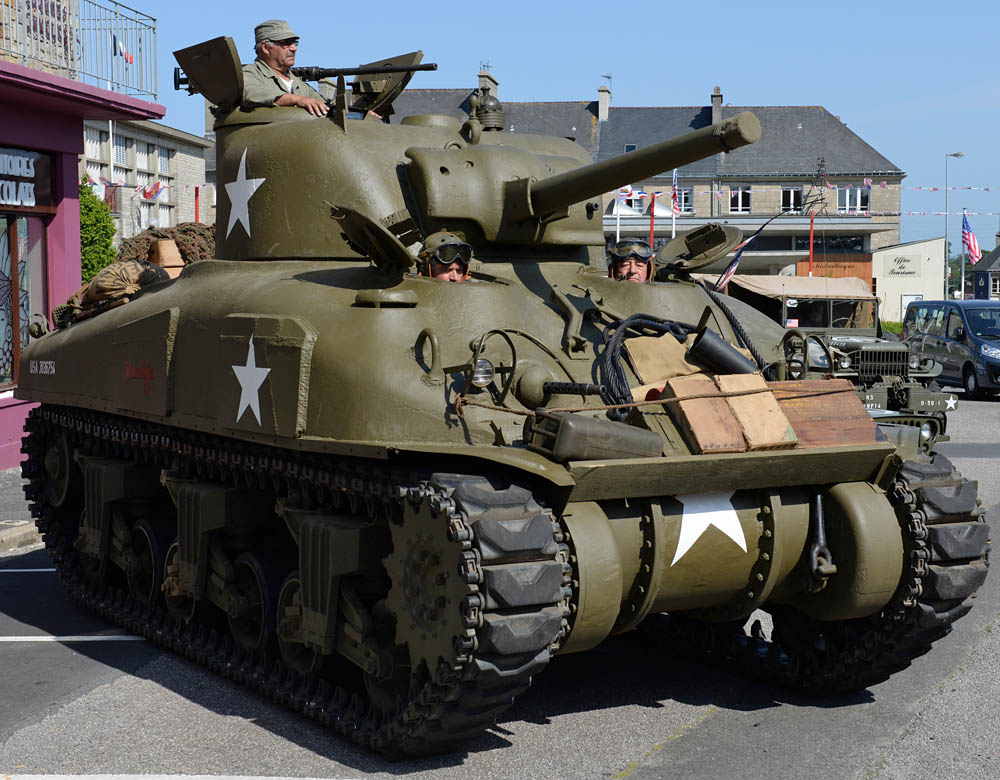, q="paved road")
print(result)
[0,398,996,779]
